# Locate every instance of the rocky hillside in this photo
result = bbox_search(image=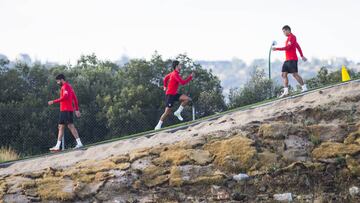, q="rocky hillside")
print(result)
[1,81,360,202]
